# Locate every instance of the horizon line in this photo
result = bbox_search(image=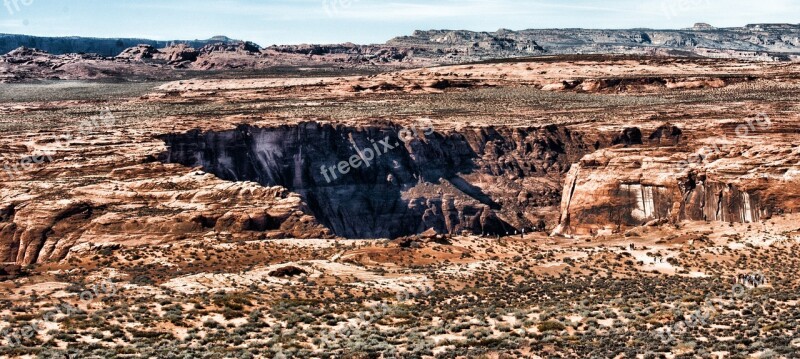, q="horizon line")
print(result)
[2,22,799,48]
